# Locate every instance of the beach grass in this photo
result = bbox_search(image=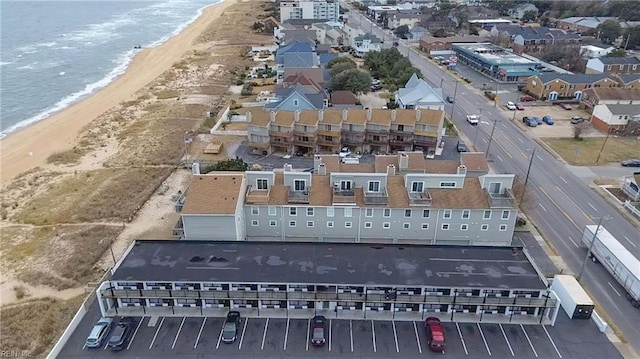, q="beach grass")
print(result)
[46,148,86,165]
[154,89,180,99]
